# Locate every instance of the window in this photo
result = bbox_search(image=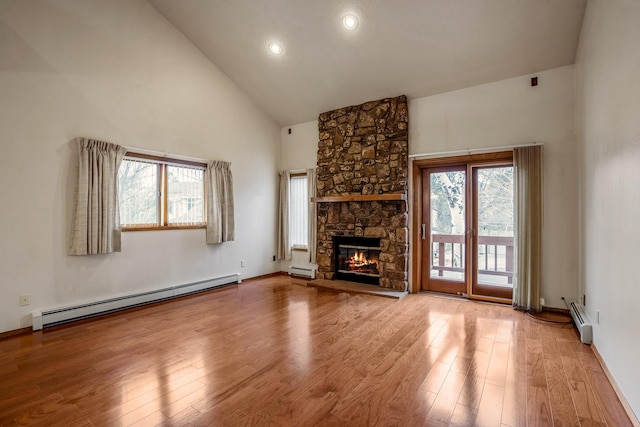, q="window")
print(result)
[289,173,308,249]
[118,153,206,230]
